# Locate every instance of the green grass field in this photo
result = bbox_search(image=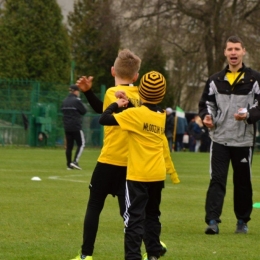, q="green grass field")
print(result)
[1,147,260,260]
